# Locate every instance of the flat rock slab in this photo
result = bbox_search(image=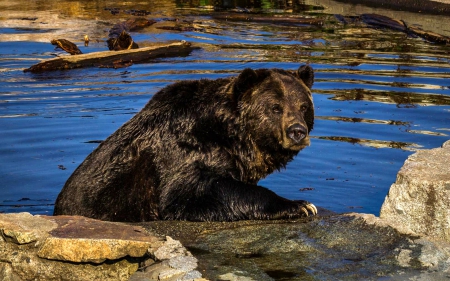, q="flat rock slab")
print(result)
[47,215,160,241]
[38,215,163,263]
[0,213,166,281]
[381,140,450,241]
[0,213,163,263]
